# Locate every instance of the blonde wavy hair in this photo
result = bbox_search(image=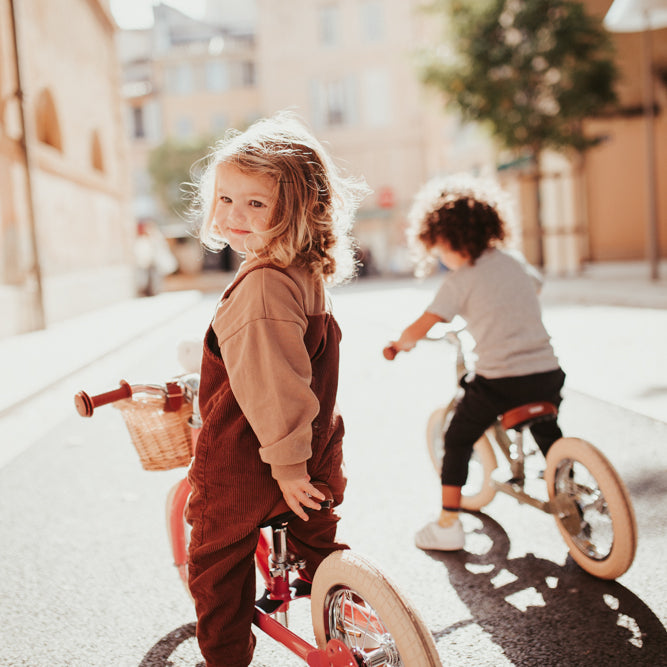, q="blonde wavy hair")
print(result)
[406,173,516,277]
[192,112,369,284]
